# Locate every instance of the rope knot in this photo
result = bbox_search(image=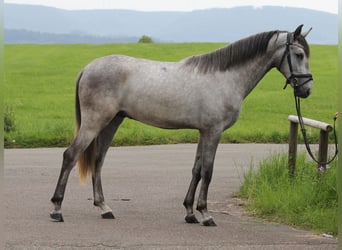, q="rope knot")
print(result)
[334,112,339,120]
